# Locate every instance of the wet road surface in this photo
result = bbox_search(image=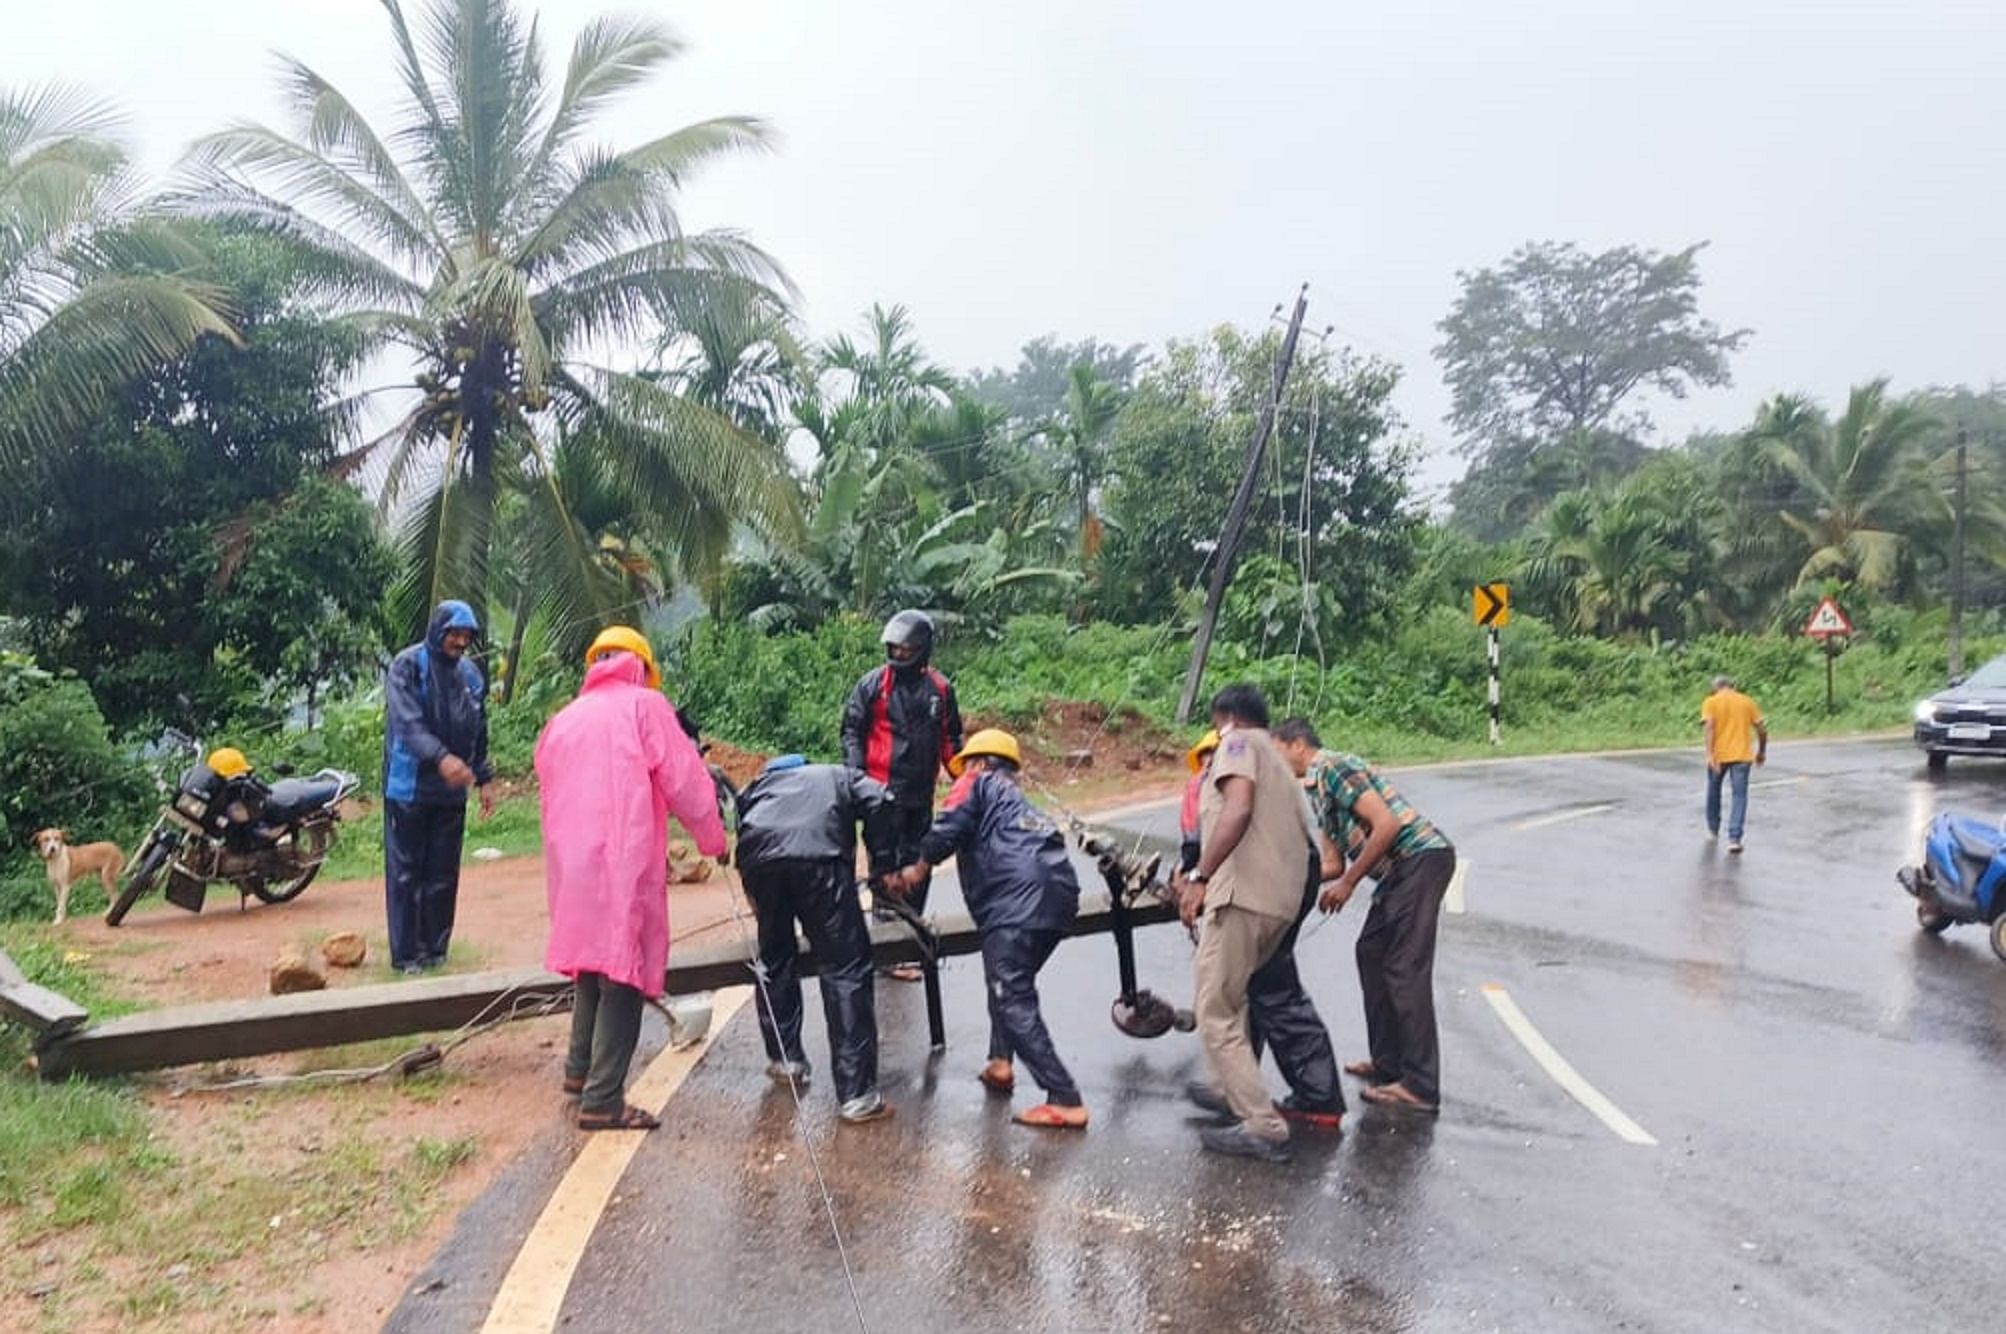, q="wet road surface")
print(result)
[390,739,2006,1332]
